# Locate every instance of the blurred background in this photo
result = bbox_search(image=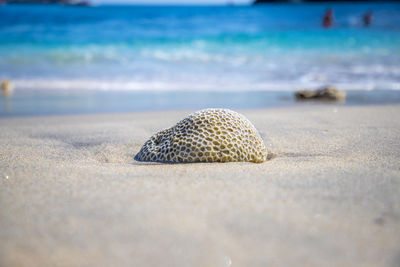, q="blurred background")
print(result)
[1,0,400,116]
